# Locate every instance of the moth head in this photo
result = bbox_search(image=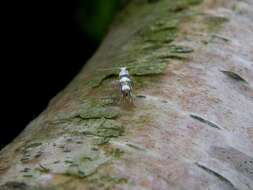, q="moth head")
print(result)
[120,67,127,71]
